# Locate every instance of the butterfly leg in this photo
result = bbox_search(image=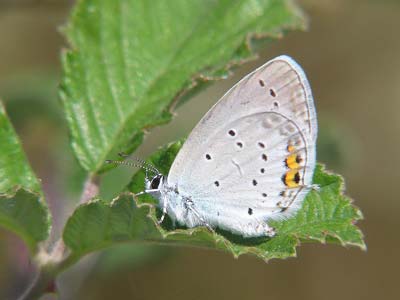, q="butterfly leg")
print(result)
[184,198,215,233]
[133,187,160,197]
[158,193,168,224]
[133,189,168,224]
[134,191,146,197]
